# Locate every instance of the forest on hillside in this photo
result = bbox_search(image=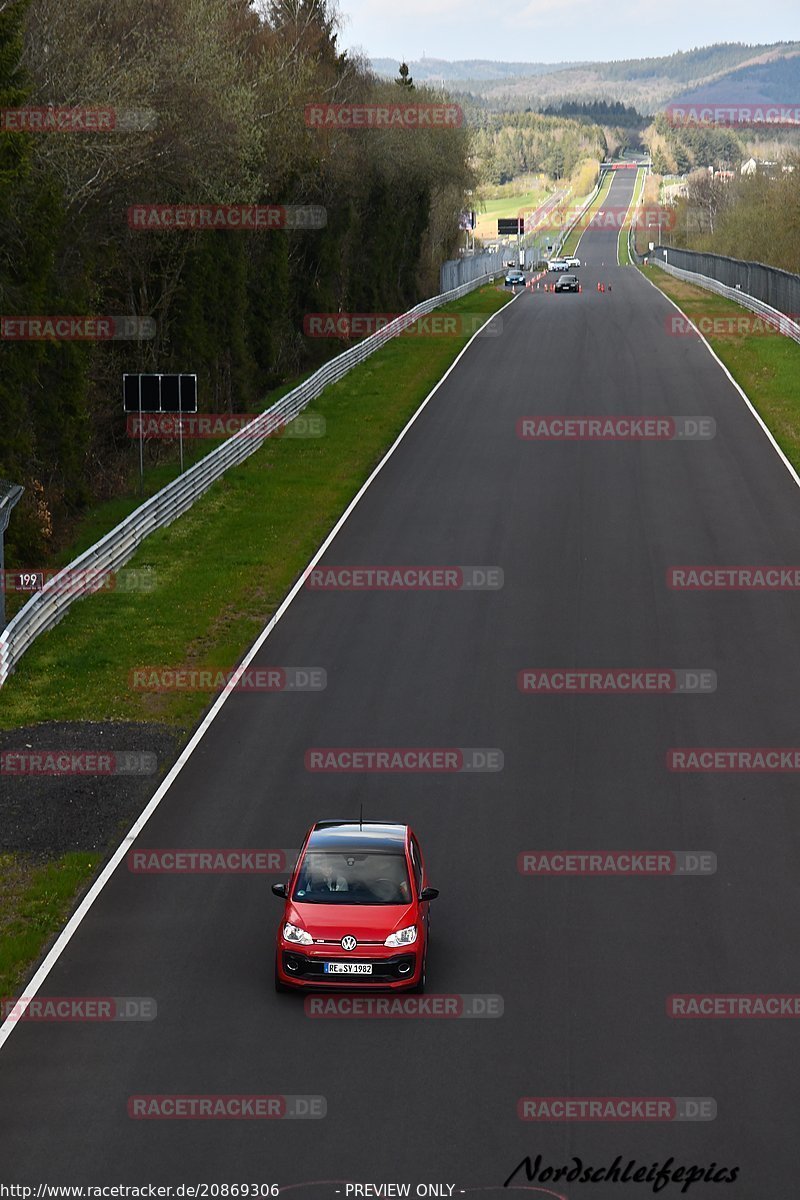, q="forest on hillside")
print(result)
[0,0,472,561]
[443,43,800,114]
[469,111,606,183]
